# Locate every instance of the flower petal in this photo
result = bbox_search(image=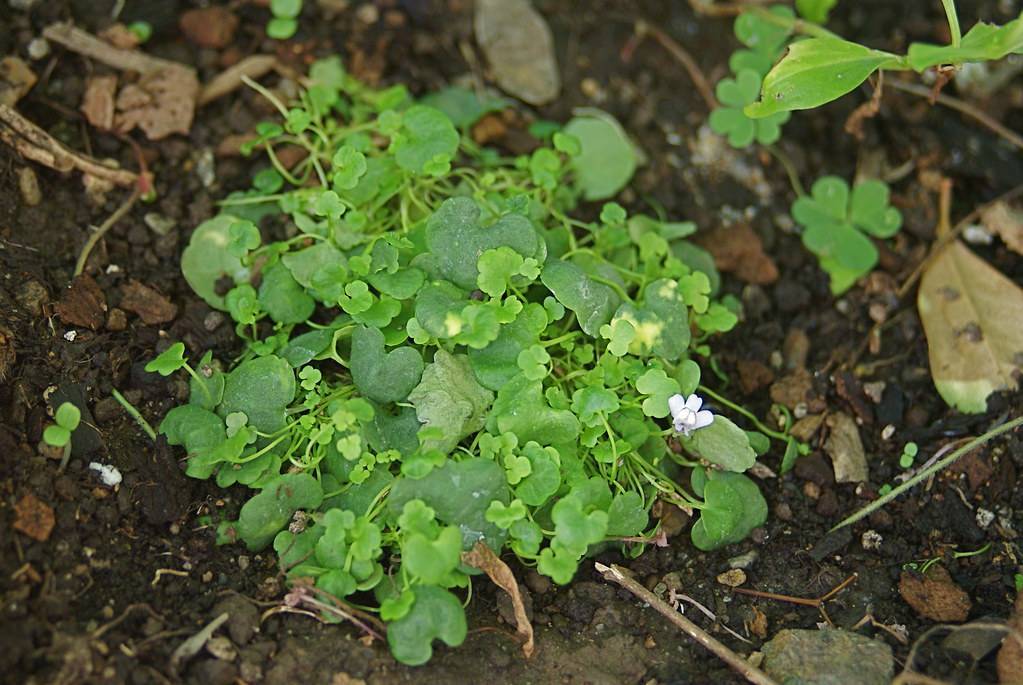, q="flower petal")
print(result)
[668,394,687,418]
[693,410,714,430]
[685,394,703,412]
